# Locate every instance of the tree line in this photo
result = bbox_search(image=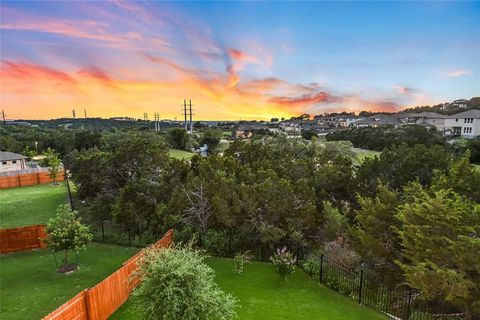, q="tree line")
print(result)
[2,126,479,316]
